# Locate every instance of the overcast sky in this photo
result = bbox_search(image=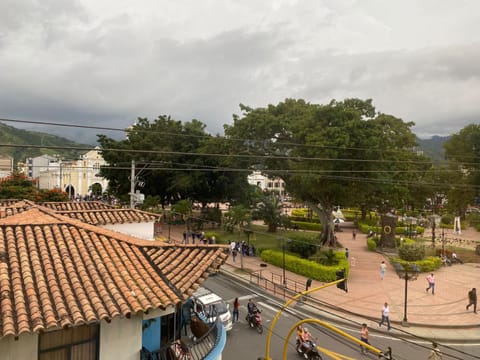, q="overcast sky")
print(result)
[1,0,479,144]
